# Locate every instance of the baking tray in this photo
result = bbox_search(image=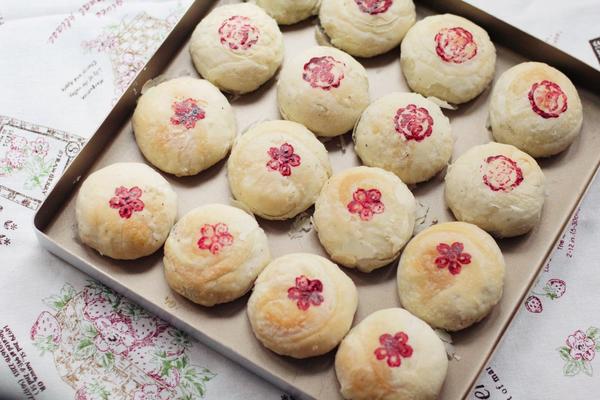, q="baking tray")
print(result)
[34,0,600,399]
